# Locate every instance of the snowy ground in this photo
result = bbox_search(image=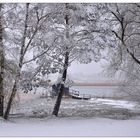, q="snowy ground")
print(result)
[1,93,140,136]
[1,117,140,136]
[10,93,140,119]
